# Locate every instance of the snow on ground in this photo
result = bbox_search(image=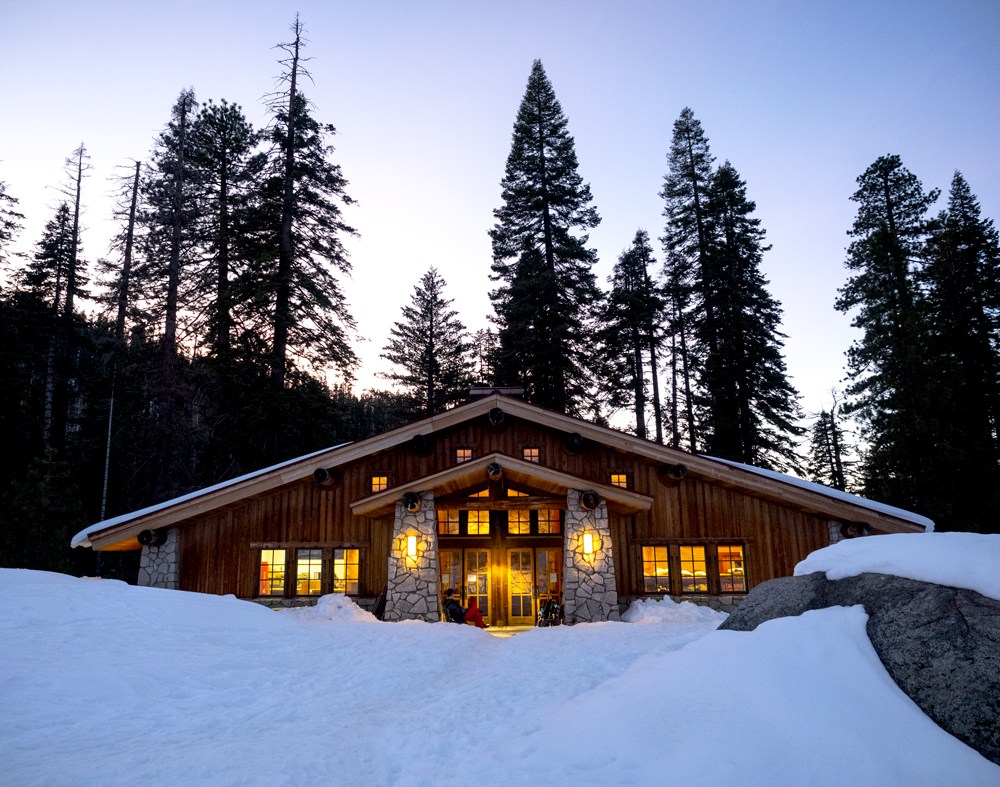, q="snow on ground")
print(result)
[796,531,1000,601]
[2,564,997,785]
